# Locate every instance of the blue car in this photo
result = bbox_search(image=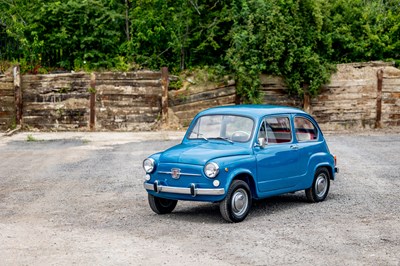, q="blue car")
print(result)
[143,105,338,222]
